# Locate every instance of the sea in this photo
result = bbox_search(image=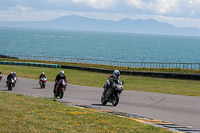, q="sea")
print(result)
[0,27,200,63]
